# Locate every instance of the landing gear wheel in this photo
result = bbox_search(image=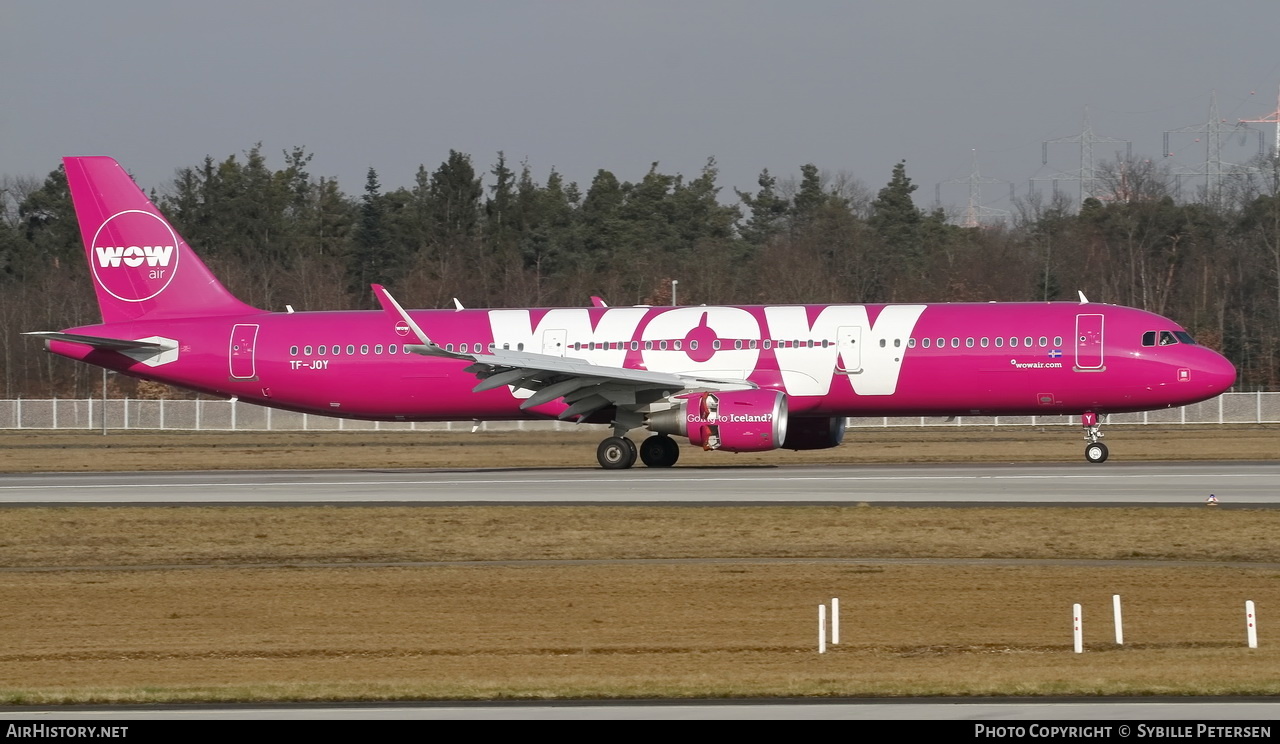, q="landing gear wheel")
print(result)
[1084,442,1109,464]
[597,436,638,469]
[639,435,681,468]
